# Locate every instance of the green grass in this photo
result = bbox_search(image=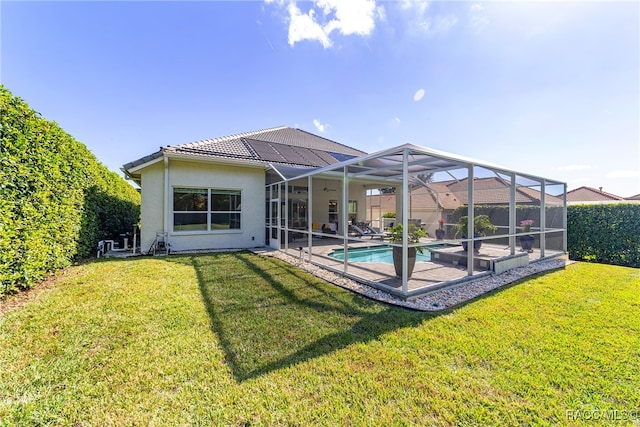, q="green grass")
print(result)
[1,252,639,426]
